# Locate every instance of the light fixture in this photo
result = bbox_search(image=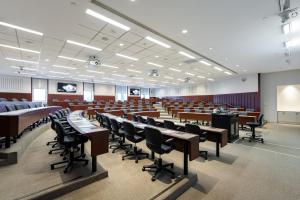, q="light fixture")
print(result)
[101,64,119,69]
[236,64,240,67]
[177,79,185,82]
[0,44,40,54]
[86,69,104,74]
[112,74,126,77]
[225,72,232,75]
[58,55,86,62]
[52,65,77,70]
[78,74,95,78]
[116,53,138,61]
[145,36,171,48]
[85,9,130,31]
[127,69,141,73]
[181,29,188,34]
[66,40,102,51]
[207,78,214,81]
[155,55,159,58]
[209,47,213,50]
[119,43,124,47]
[200,60,211,66]
[0,21,43,36]
[214,66,223,71]
[168,67,181,72]
[178,51,195,59]
[14,72,36,76]
[283,21,300,34]
[6,57,39,64]
[10,66,37,71]
[132,77,143,80]
[45,59,50,62]
[283,23,291,34]
[147,62,163,68]
[48,75,65,79]
[185,72,195,76]
[285,37,300,48]
[197,75,206,79]
[49,71,69,75]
